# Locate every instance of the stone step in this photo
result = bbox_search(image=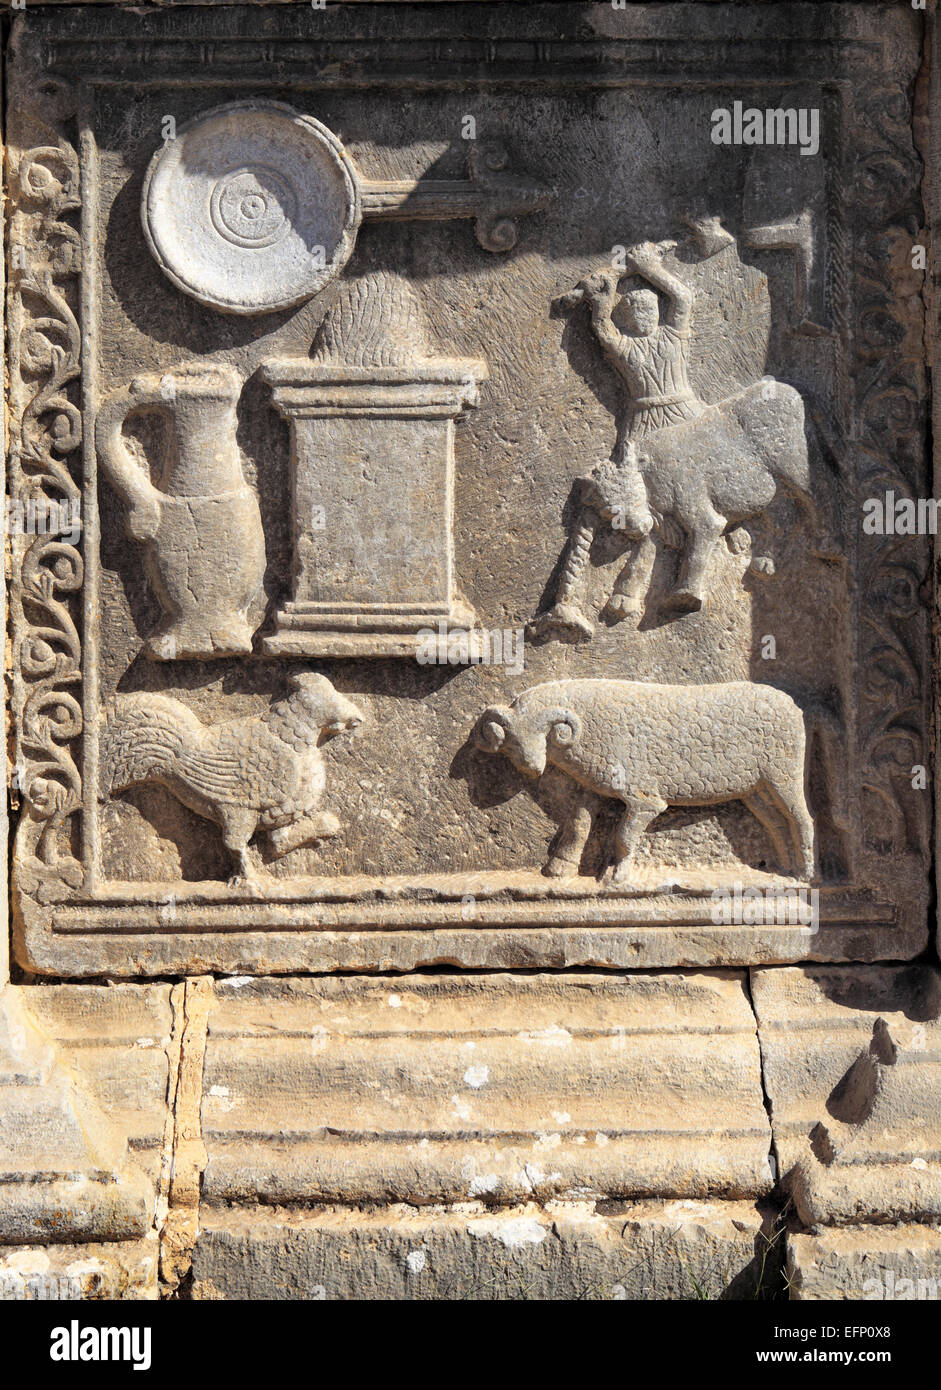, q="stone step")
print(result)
[201,971,772,1205]
[191,1199,780,1302]
[0,988,166,1246]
